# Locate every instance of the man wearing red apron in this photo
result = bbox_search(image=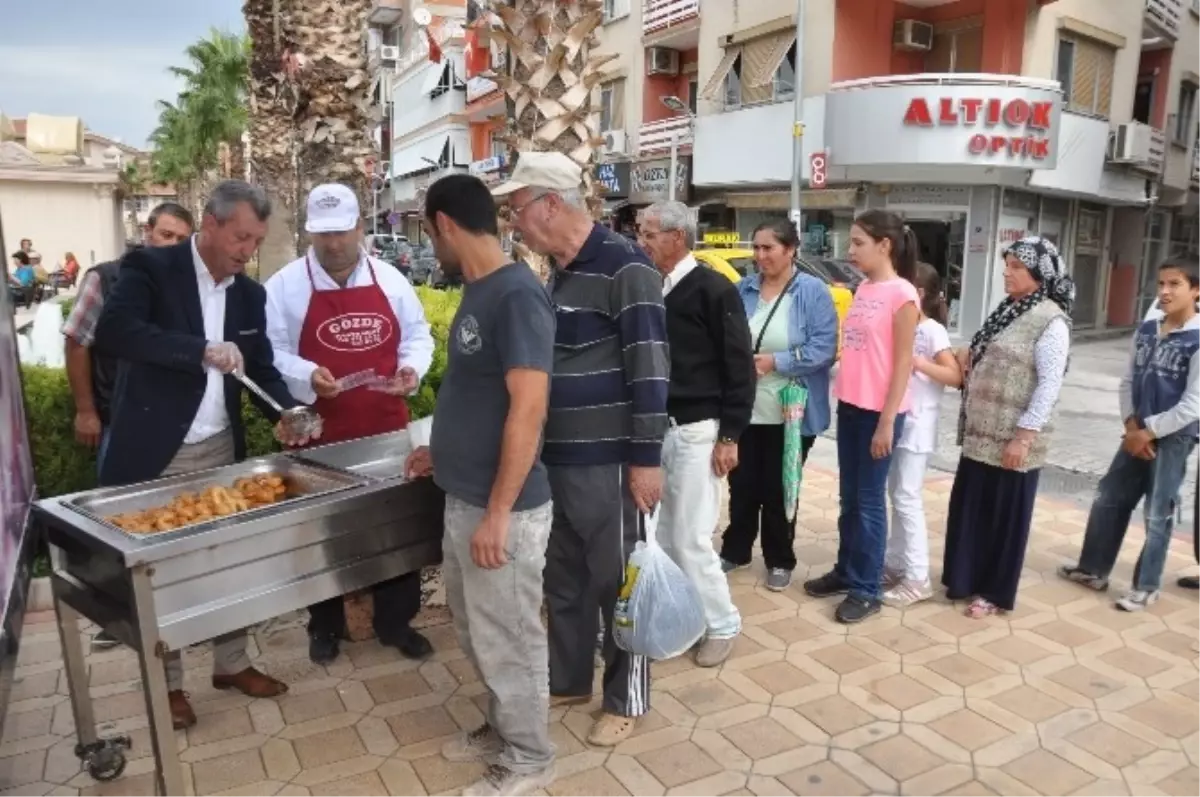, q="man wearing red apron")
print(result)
[265,184,436,664]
